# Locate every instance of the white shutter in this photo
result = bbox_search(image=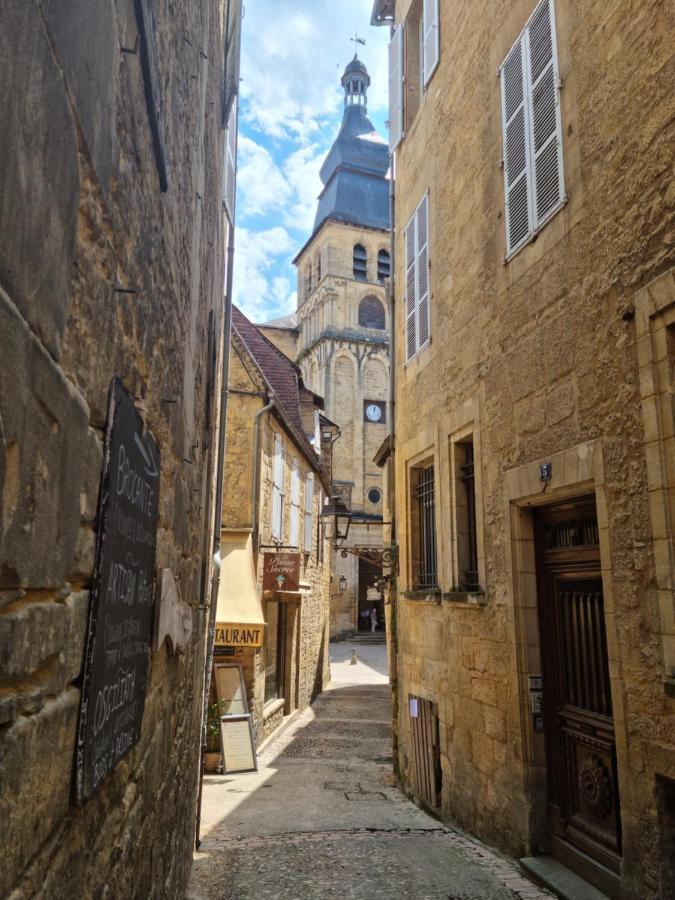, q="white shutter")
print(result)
[304,474,314,554]
[501,36,532,256]
[223,98,238,222]
[388,25,404,152]
[526,0,564,228]
[423,0,440,86]
[272,435,284,540]
[290,459,300,547]
[416,194,430,349]
[404,215,417,361]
